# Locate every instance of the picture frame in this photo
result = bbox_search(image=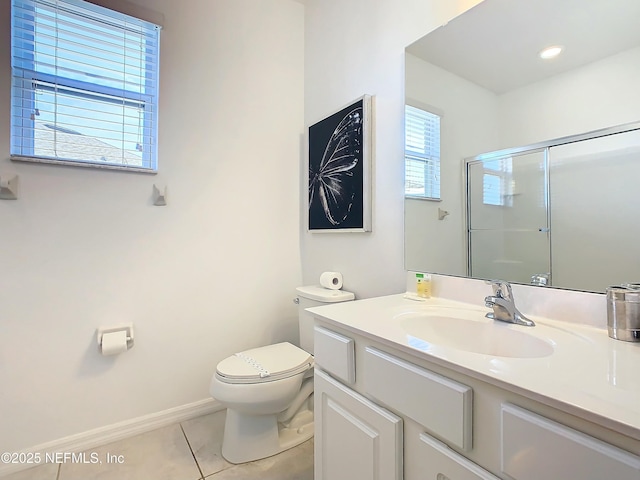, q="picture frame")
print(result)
[307,95,373,232]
